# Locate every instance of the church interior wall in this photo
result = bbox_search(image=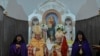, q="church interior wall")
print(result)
[3,15,28,56]
[0,6,28,56]
[0,5,4,56]
[0,4,100,56]
[76,15,100,56]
